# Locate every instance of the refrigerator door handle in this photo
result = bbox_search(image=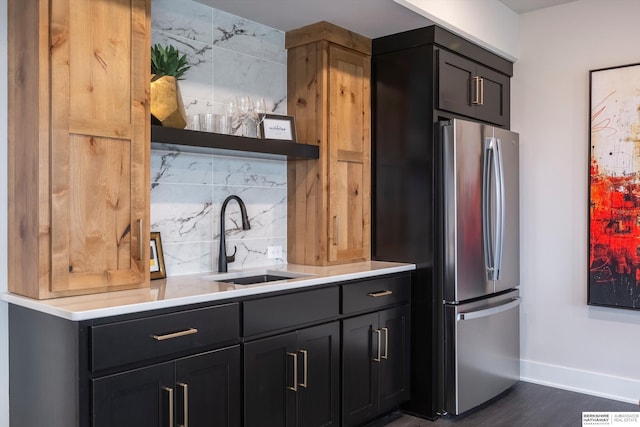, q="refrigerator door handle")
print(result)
[482,137,505,282]
[494,137,506,280]
[456,298,520,321]
[482,138,496,281]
